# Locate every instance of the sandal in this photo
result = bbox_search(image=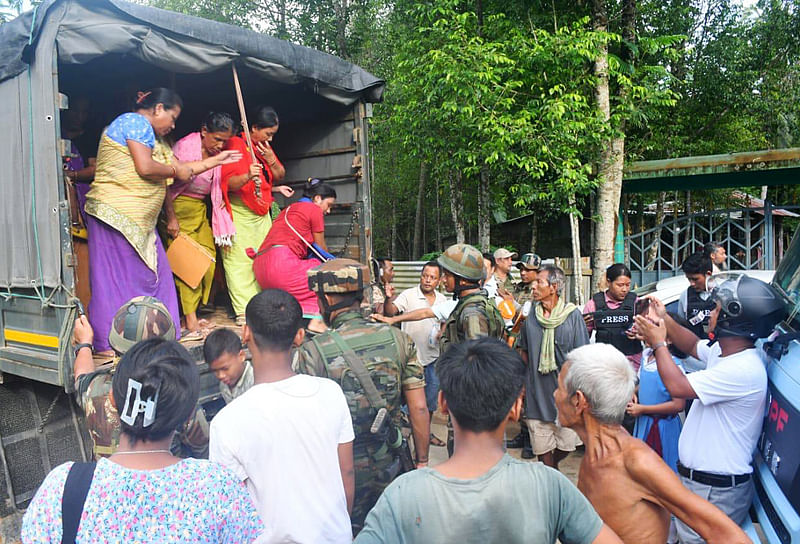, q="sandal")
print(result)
[197,319,217,330]
[179,329,205,343]
[430,433,446,447]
